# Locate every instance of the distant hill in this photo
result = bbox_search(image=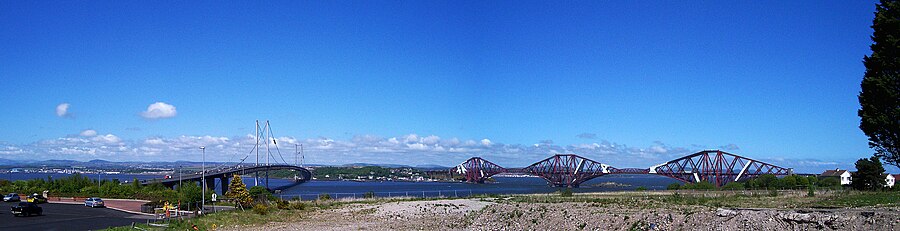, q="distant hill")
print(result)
[340,163,420,168]
[39,159,80,166]
[0,158,22,165]
[415,164,449,170]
